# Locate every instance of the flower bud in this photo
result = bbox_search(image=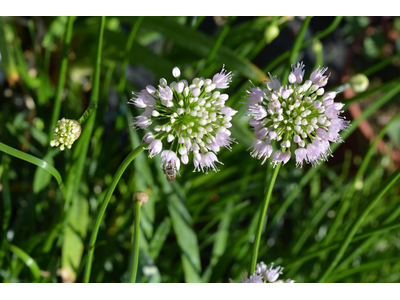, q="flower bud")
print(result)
[133,191,149,205]
[264,24,280,44]
[172,67,181,78]
[50,118,81,151]
[350,74,369,93]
